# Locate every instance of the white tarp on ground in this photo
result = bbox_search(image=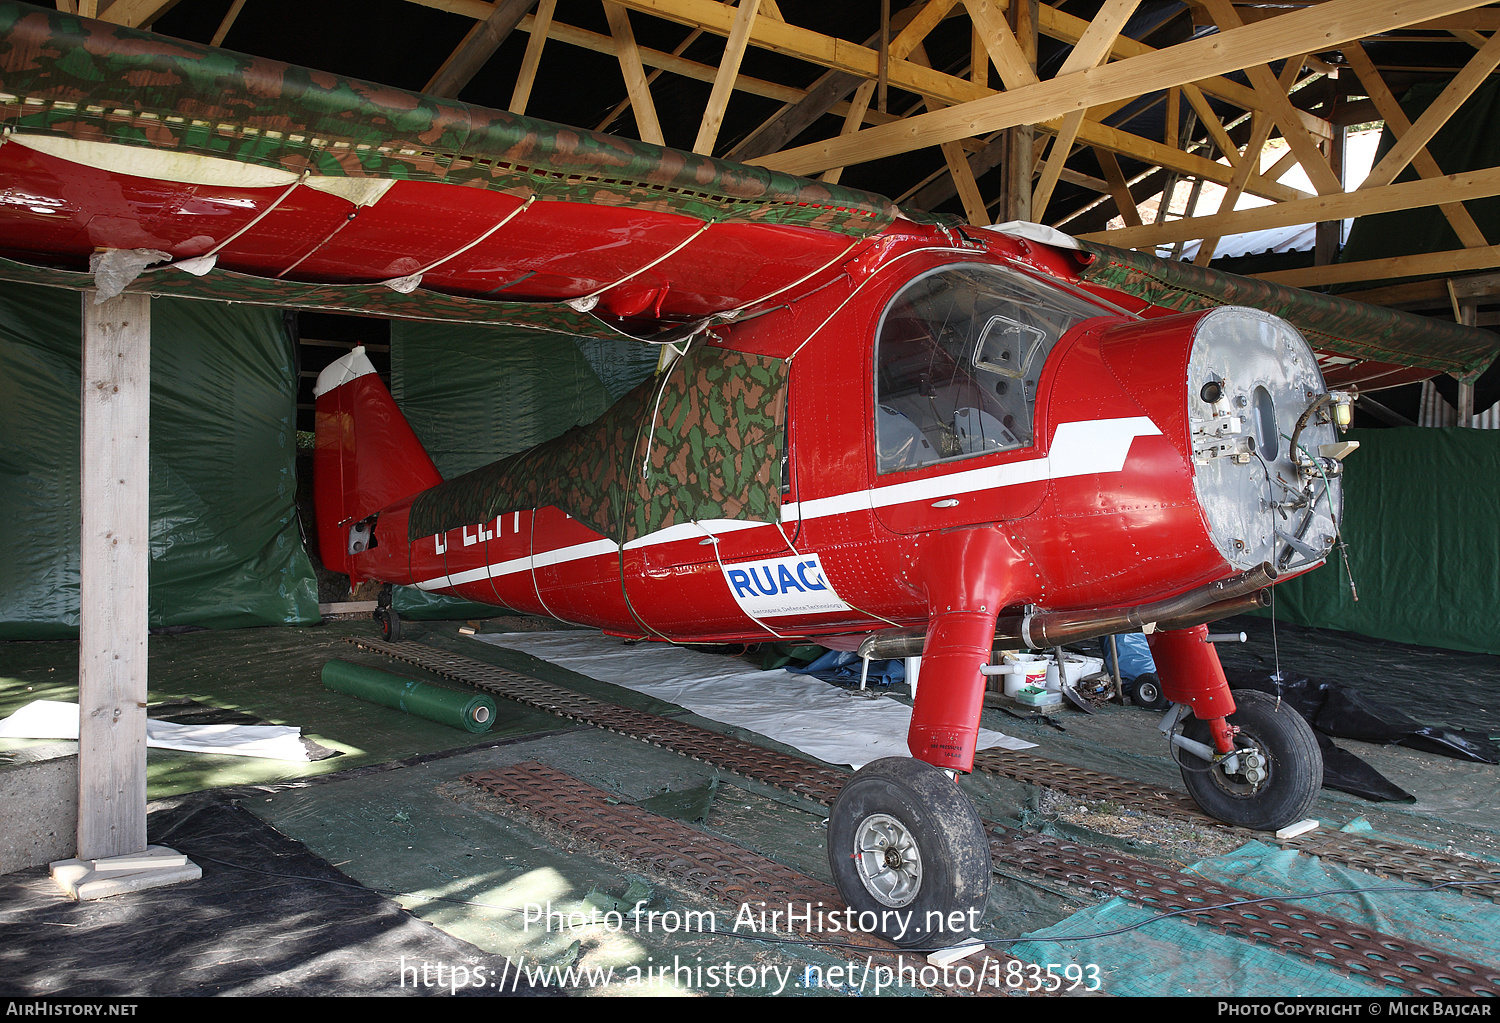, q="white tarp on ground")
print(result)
[0,700,311,761]
[468,631,1035,769]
